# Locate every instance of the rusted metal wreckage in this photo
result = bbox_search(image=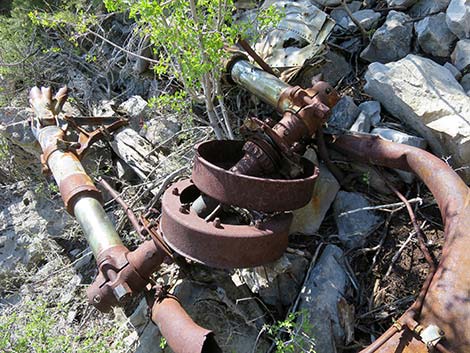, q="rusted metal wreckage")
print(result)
[29,53,470,353]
